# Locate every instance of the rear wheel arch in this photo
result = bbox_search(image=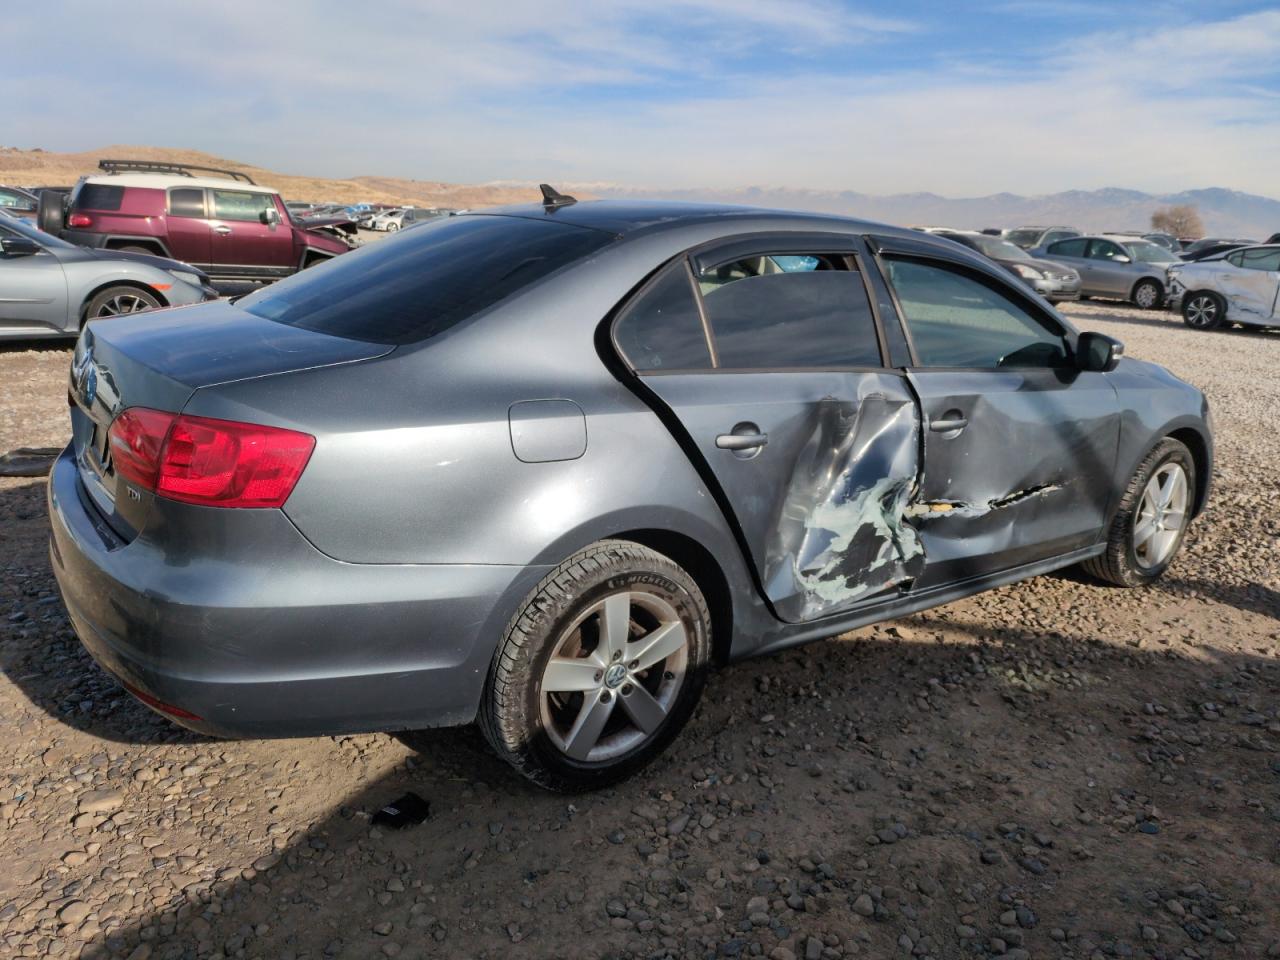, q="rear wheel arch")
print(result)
[104,238,168,258]
[613,529,734,666]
